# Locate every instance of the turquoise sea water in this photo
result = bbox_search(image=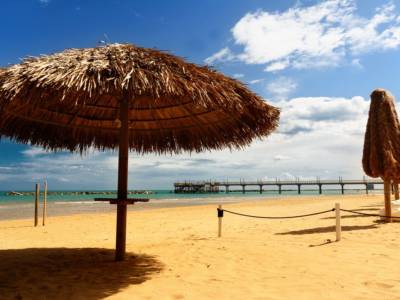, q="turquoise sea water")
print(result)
[0,188,379,205]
